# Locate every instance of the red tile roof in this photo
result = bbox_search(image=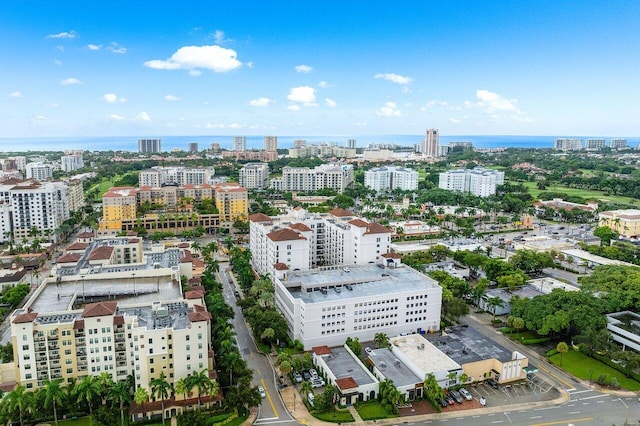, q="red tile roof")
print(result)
[88,246,114,261]
[364,222,391,235]
[129,394,223,415]
[348,219,369,228]
[249,213,272,223]
[67,242,89,251]
[57,253,82,263]
[382,252,402,259]
[289,223,312,232]
[312,345,331,355]
[82,301,117,318]
[113,315,125,326]
[273,263,289,271]
[188,311,212,322]
[335,377,358,391]
[185,288,205,299]
[329,208,354,217]
[77,231,95,238]
[73,319,85,330]
[267,228,307,242]
[12,311,38,324]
